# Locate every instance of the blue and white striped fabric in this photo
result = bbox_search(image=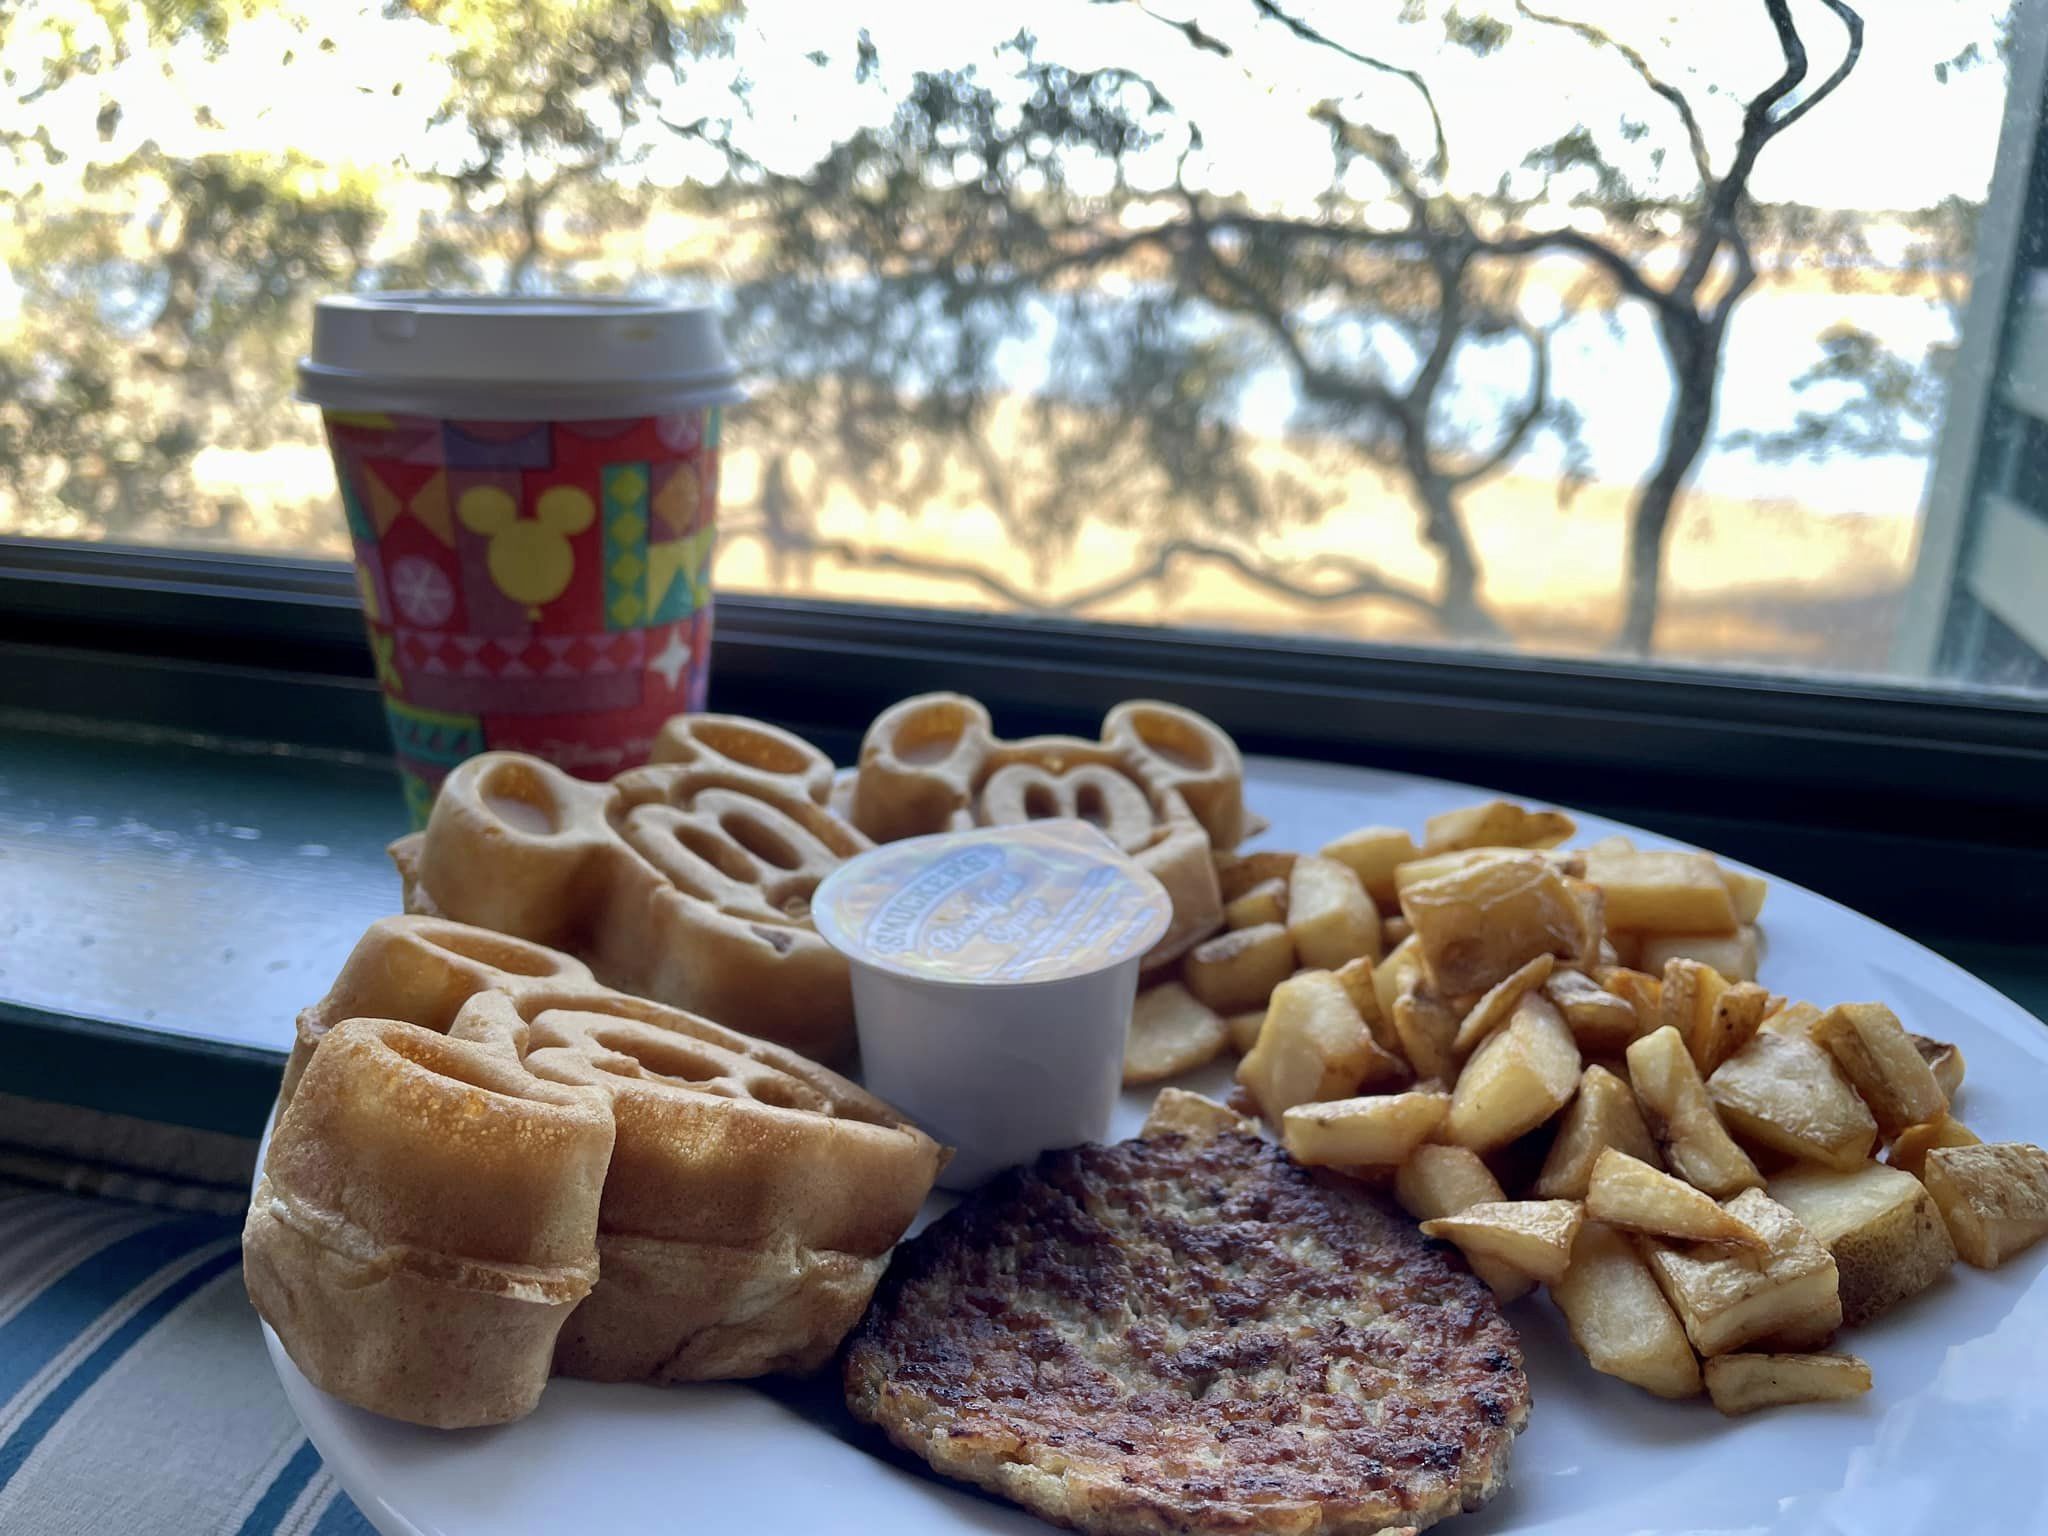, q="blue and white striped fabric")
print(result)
[0,1186,376,1536]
